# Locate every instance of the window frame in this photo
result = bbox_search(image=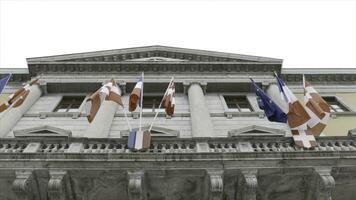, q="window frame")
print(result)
[140,93,166,113]
[53,95,86,113]
[322,95,353,113]
[219,93,264,119]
